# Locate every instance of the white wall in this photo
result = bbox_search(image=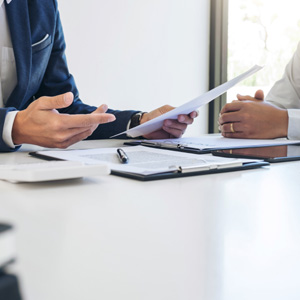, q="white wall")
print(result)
[58,0,210,136]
